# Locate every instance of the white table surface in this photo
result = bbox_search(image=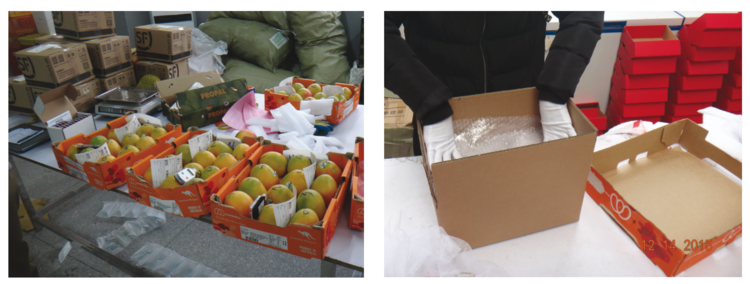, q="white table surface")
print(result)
[11,105,365,268]
[384,157,741,277]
